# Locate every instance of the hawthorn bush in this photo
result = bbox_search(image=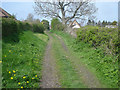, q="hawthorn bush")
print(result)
[76,26,119,55]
